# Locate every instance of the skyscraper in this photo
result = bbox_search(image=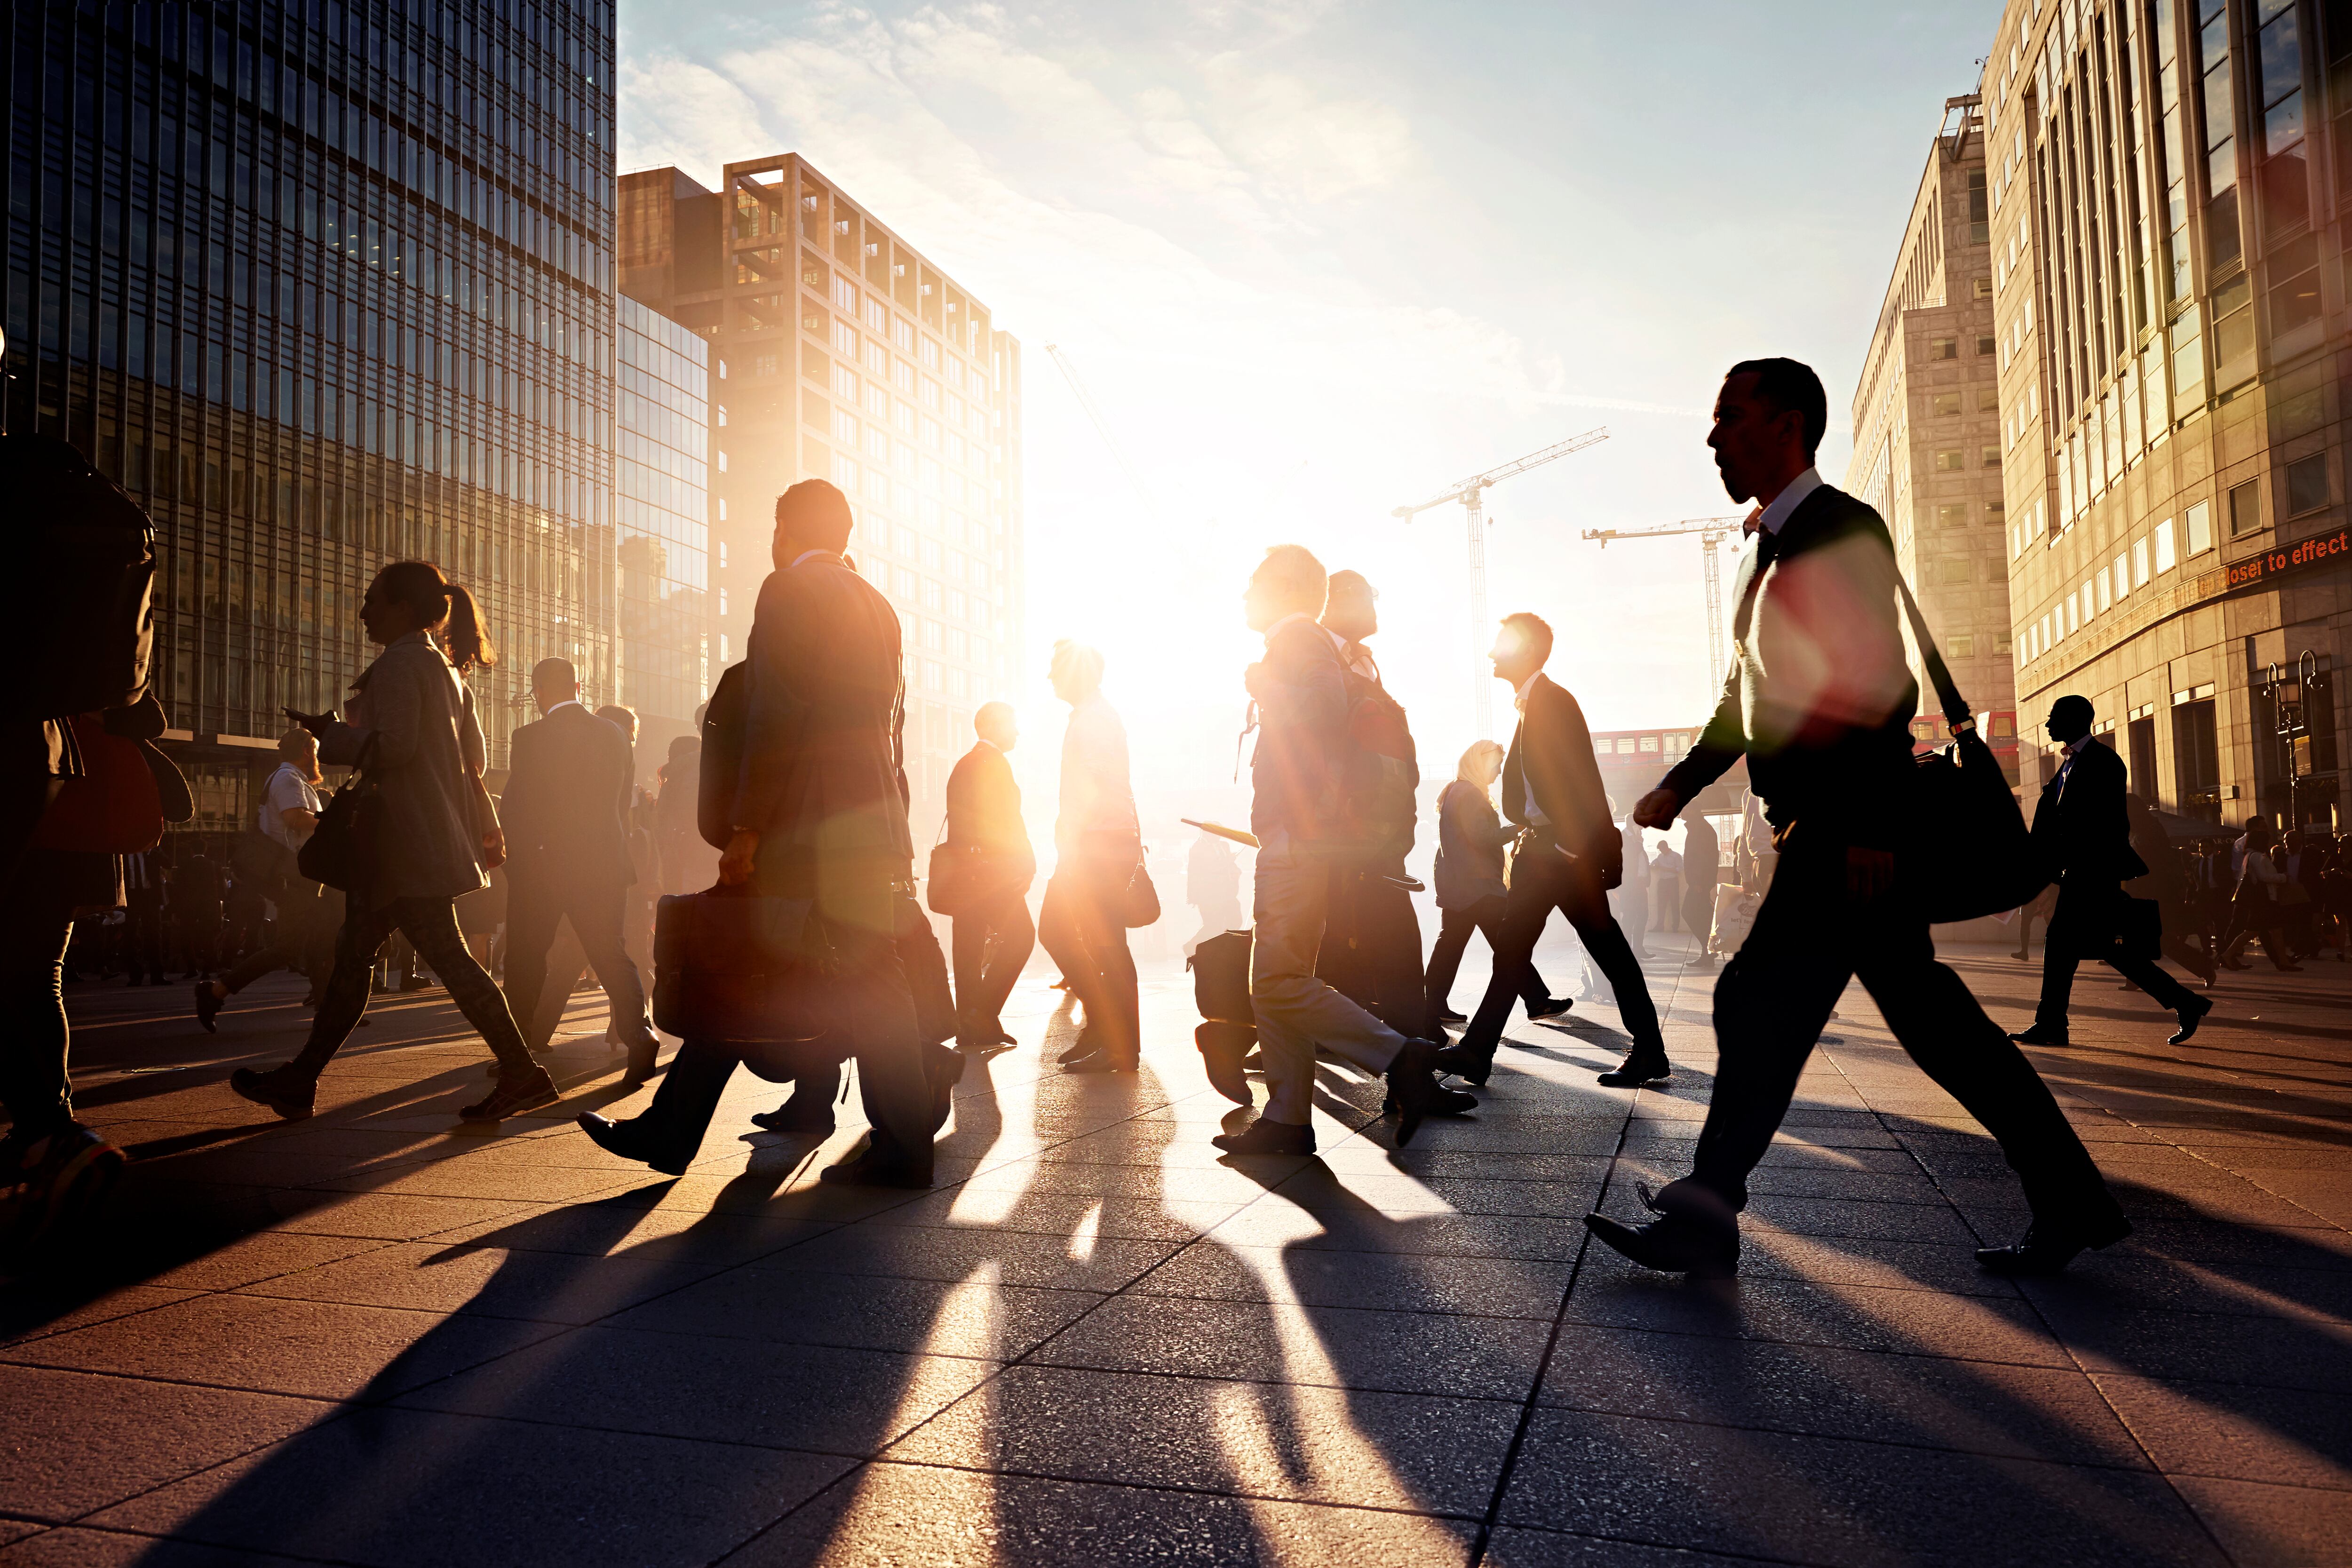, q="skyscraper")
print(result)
[1846,96,2024,784]
[2,1,620,835]
[614,294,710,761]
[618,154,1024,819]
[1985,0,2346,828]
